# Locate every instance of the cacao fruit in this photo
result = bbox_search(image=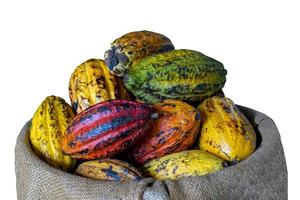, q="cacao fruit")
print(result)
[76,158,142,181]
[104,30,174,76]
[30,96,75,171]
[123,49,227,104]
[142,150,226,180]
[69,59,130,113]
[198,96,256,162]
[61,99,156,160]
[131,100,201,165]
